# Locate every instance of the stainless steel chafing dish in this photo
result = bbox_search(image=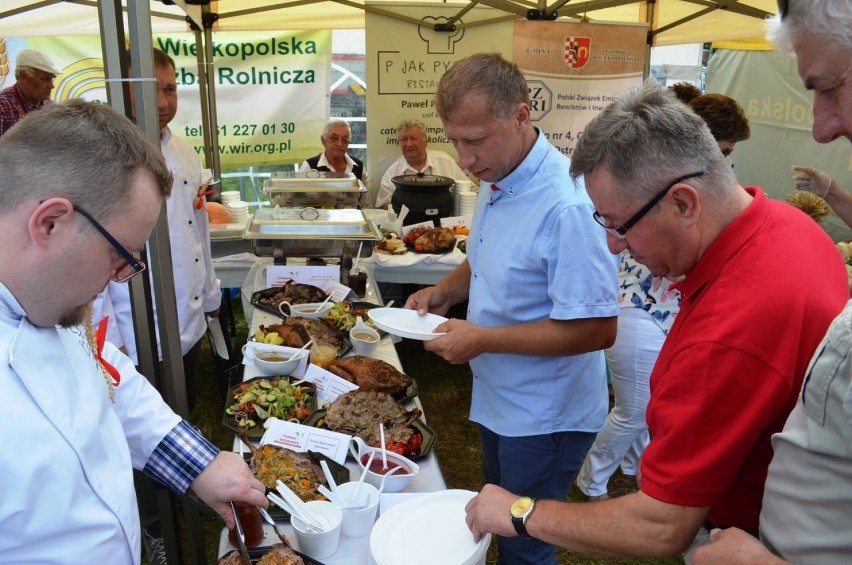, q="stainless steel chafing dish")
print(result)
[242,207,381,261]
[263,171,367,209]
